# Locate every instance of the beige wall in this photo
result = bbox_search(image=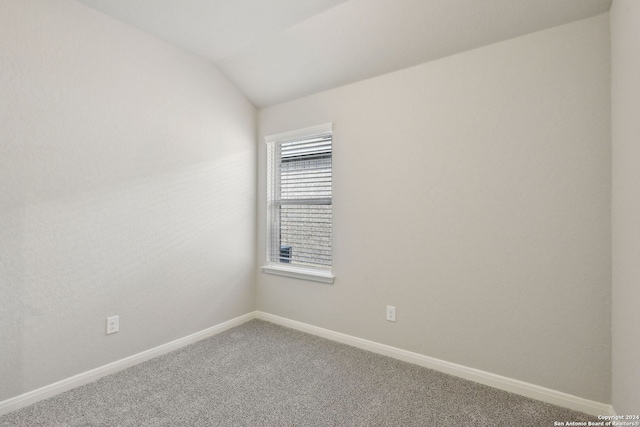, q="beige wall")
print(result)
[257,15,611,403]
[611,0,640,414]
[0,0,617,410]
[0,0,256,401]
